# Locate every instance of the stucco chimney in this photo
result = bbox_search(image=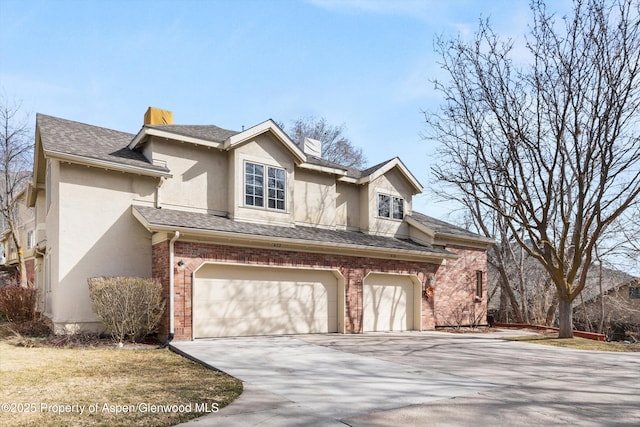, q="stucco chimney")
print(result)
[303,137,322,158]
[144,107,174,125]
